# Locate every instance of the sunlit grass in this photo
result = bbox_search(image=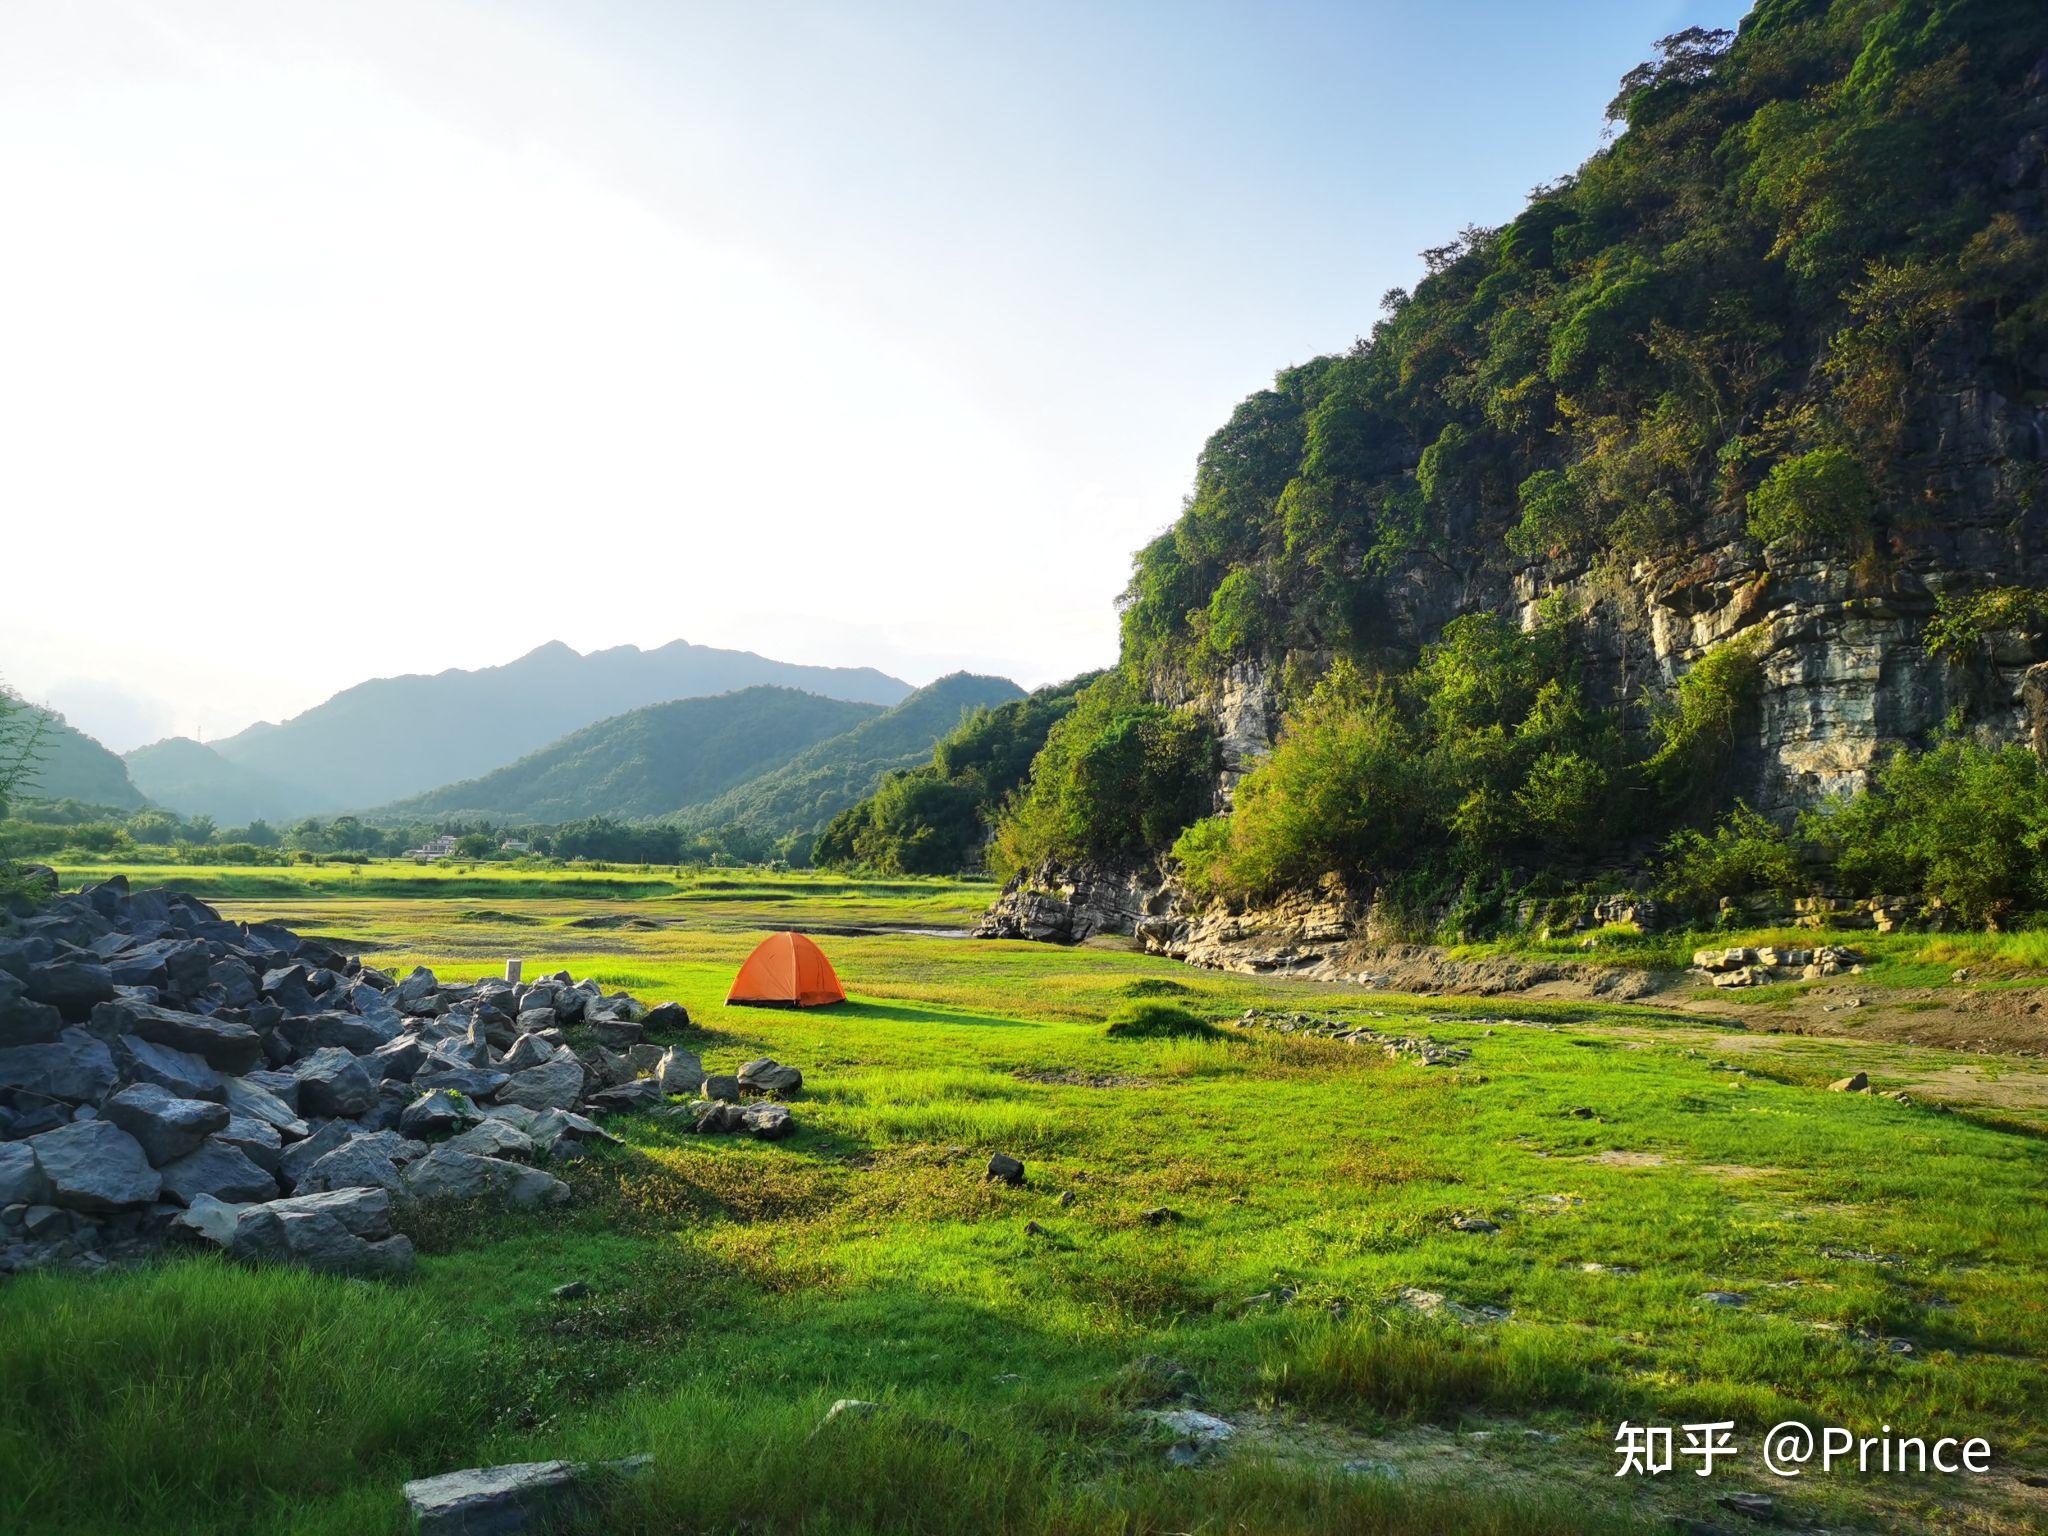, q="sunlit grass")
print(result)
[4,865,2043,1533]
